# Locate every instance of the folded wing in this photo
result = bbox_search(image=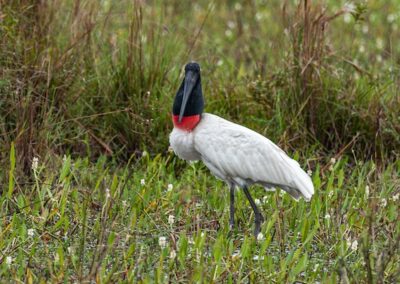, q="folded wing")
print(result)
[194,114,314,201]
